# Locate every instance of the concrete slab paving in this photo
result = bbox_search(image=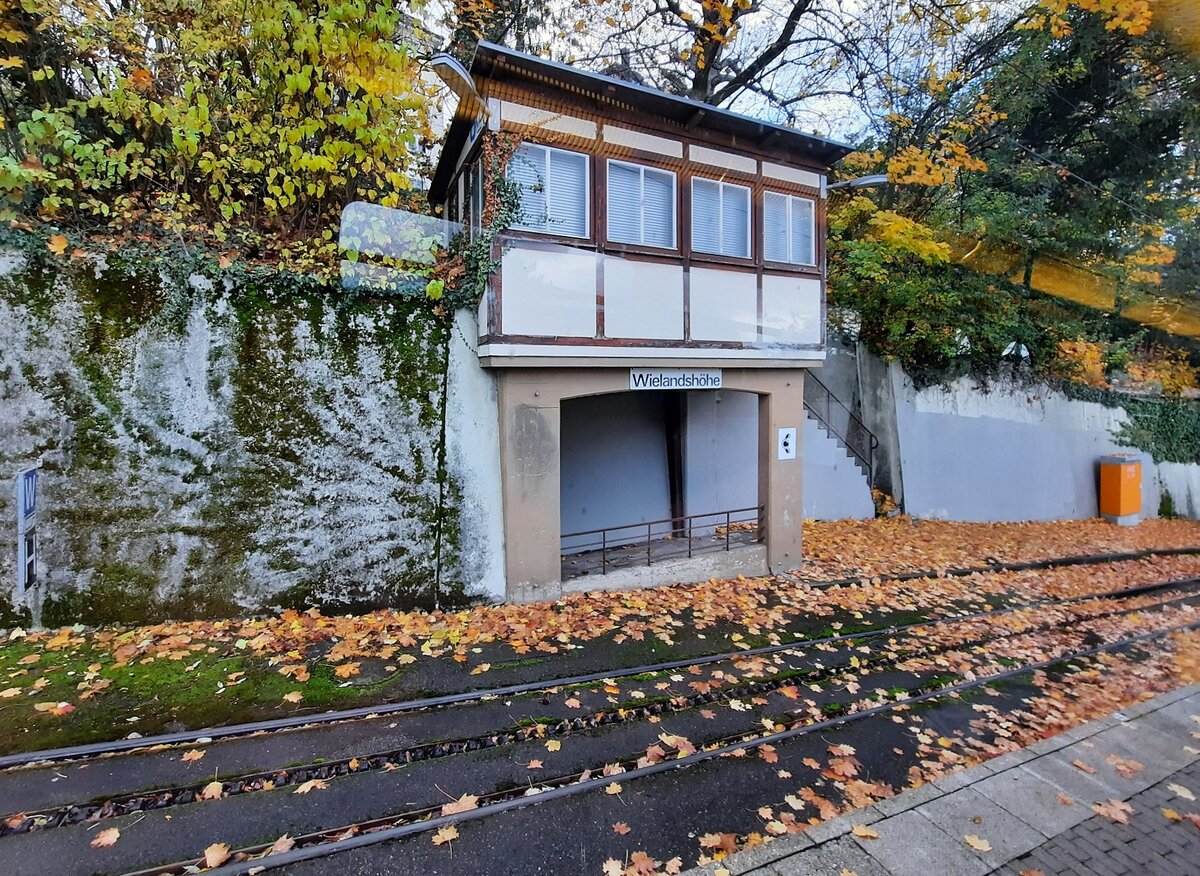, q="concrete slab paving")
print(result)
[1139,694,1200,737]
[1063,729,1170,796]
[913,786,1045,868]
[972,767,1093,838]
[1018,749,1133,803]
[1001,756,1200,876]
[1100,721,1195,777]
[870,781,942,817]
[799,806,882,844]
[928,767,975,794]
[722,835,814,876]
[1024,733,1074,756]
[771,837,890,876]
[969,746,1034,776]
[849,809,991,876]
